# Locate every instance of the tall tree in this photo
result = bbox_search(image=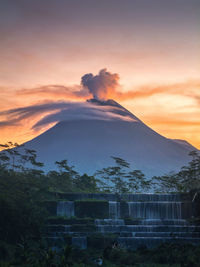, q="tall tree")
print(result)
[153,151,200,193]
[95,156,149,193]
